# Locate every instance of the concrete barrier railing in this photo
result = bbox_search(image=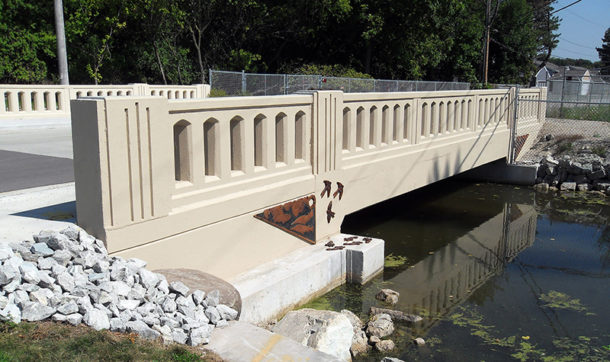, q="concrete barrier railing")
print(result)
[0,83,210,120]
[71,87,546,279]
